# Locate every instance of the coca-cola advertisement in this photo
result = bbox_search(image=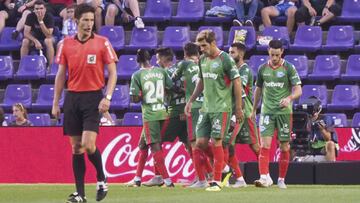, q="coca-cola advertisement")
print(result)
[0,127,359,183]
